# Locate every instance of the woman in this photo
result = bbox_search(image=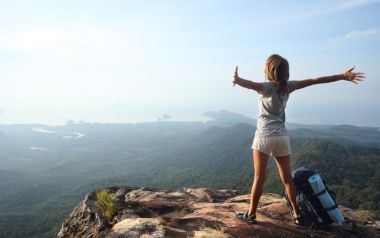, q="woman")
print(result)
[233,54,364,225]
